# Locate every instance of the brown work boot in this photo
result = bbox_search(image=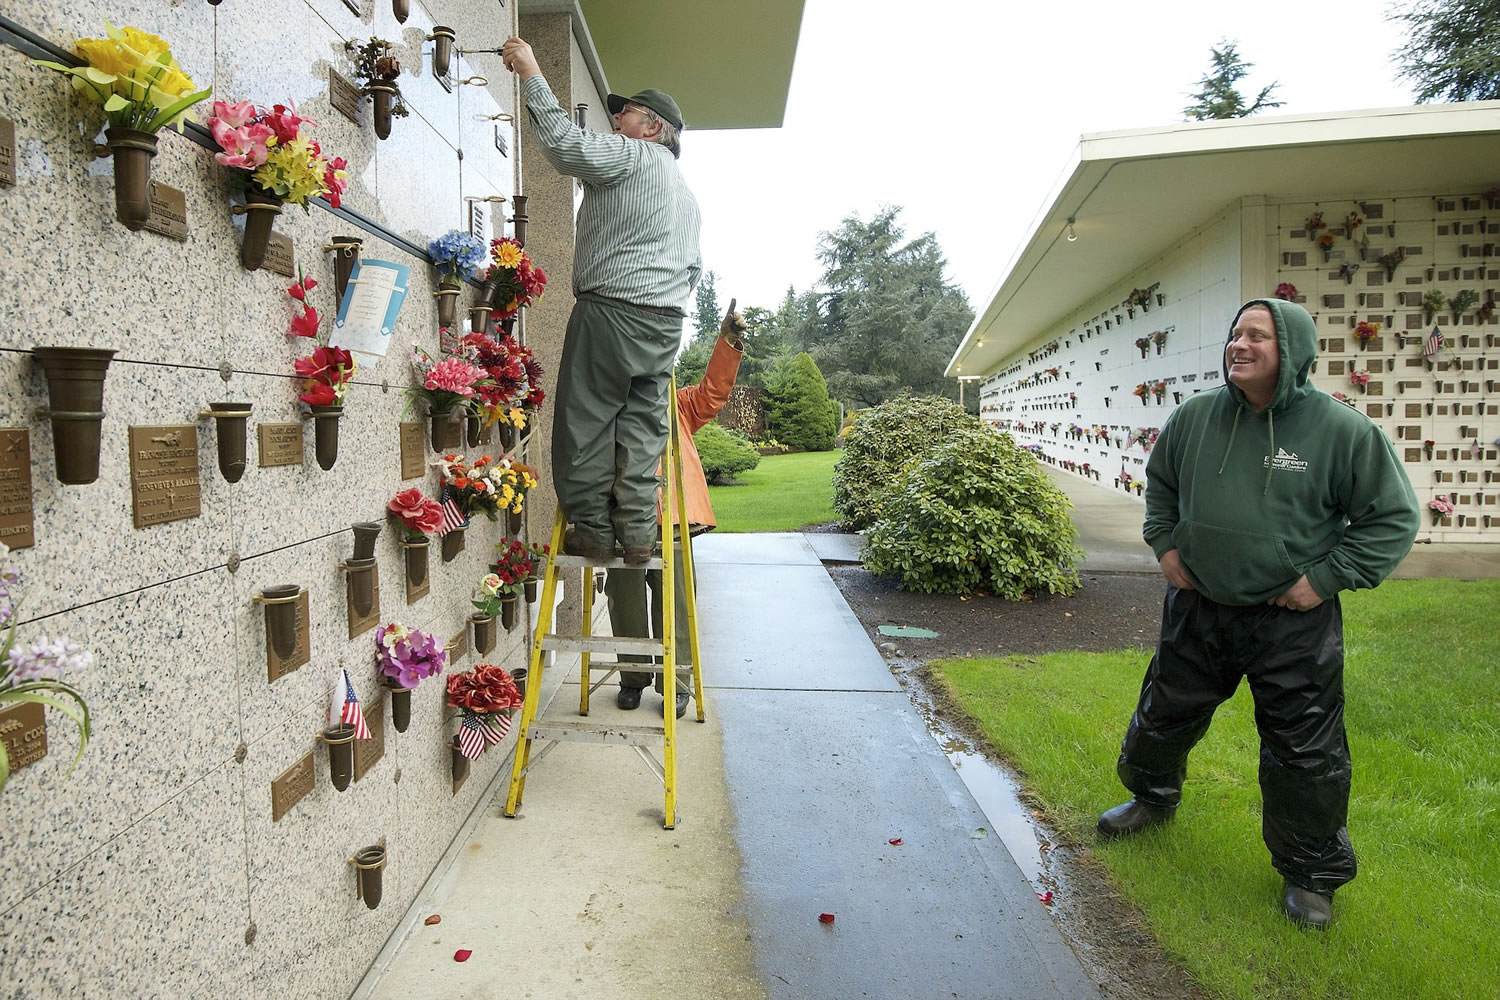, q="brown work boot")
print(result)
[621,543,654,566]
[1280,881,1333,930]
[563,528,613,562]
[1096,798,1174,839]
